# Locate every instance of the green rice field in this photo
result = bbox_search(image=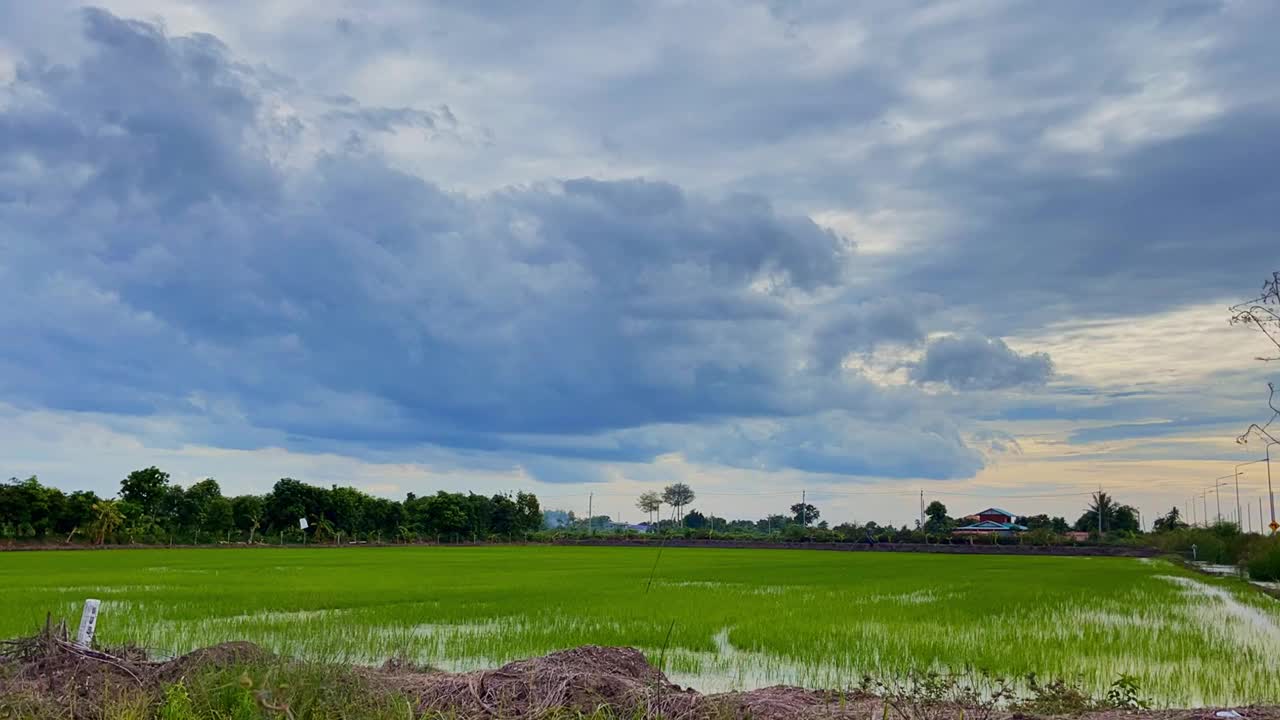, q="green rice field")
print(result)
[2,546,1277,707]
